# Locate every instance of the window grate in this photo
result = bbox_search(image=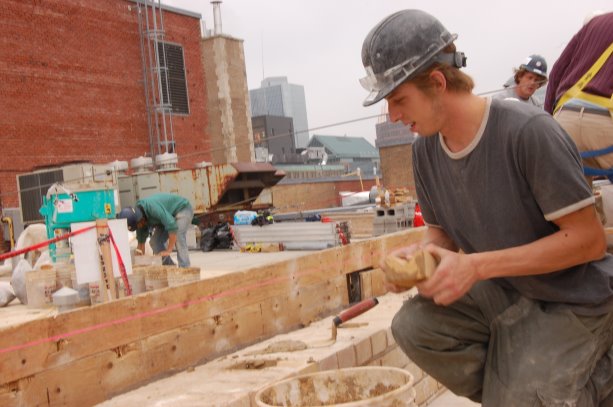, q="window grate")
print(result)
[157,42,189,114]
